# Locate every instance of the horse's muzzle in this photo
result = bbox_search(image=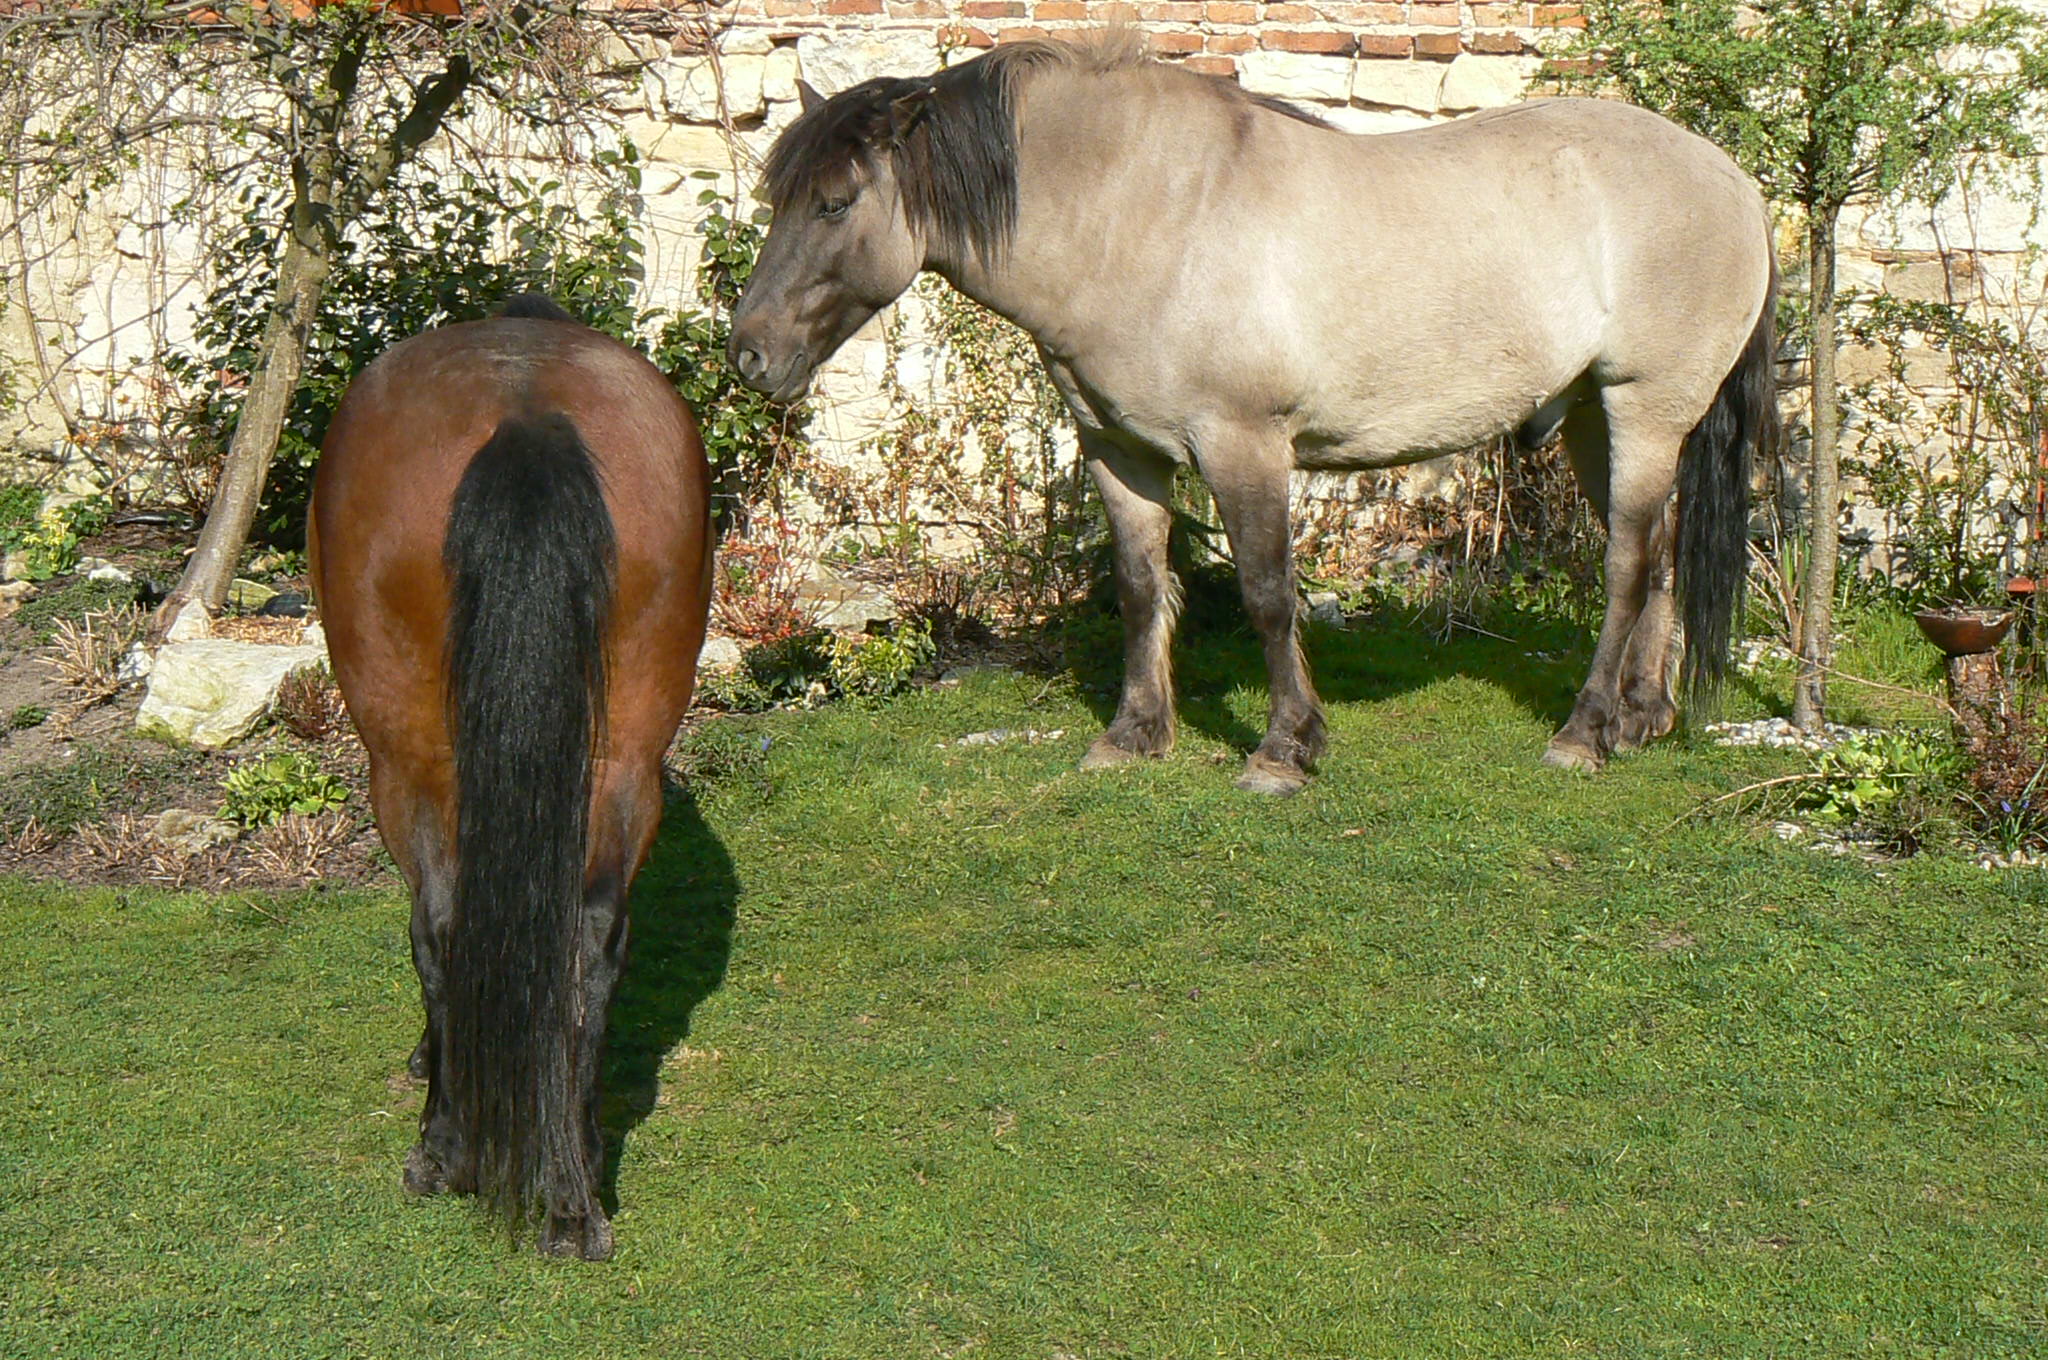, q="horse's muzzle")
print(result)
[728,332,809,403]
